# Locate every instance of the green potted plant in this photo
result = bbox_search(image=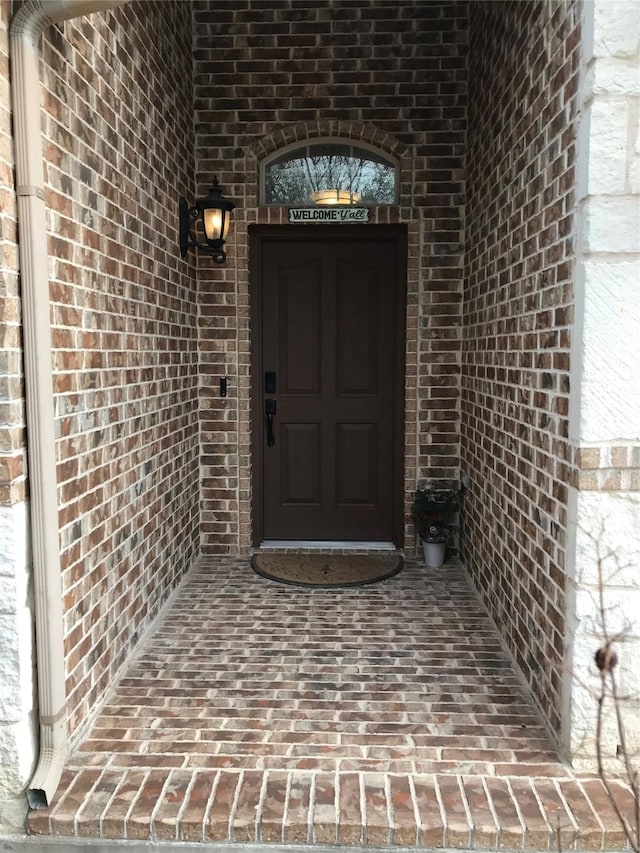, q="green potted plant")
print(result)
[411,486,460,567]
